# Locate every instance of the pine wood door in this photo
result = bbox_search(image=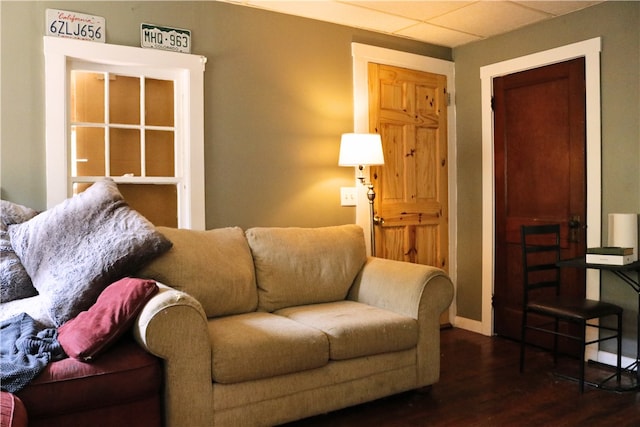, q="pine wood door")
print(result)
[492,58,587,346]
[368,63,449,322]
